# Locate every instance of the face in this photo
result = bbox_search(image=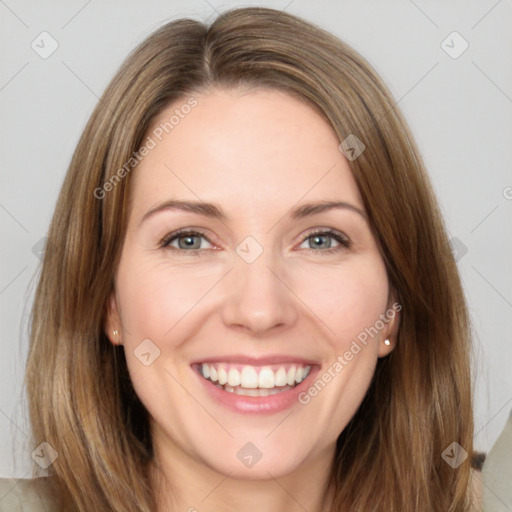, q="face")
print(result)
[106,87,398,480]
